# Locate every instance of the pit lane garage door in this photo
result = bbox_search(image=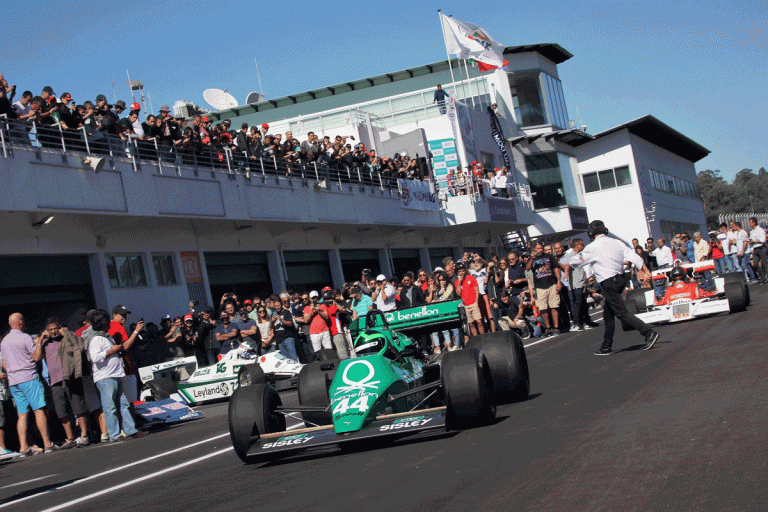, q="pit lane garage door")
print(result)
[0,255,95,334]
[391,248,422,279]
[340,249,382,284]
[204,251,273,302]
